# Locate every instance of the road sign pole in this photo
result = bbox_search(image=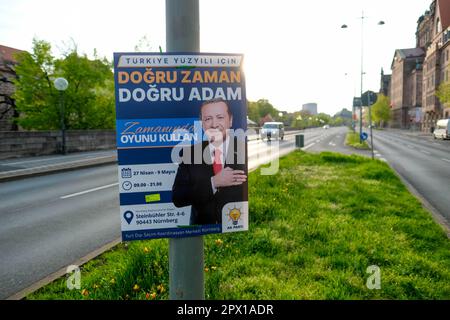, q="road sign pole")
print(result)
[368,95,374,160]
[59,91,67,155]
[166,0,204,300]
[359,11,364,144]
